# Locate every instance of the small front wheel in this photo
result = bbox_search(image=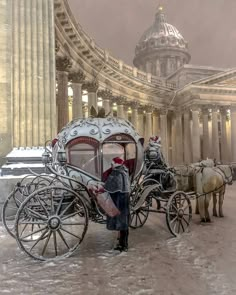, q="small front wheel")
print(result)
[166,191,192,237]
[129,201,149,229]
